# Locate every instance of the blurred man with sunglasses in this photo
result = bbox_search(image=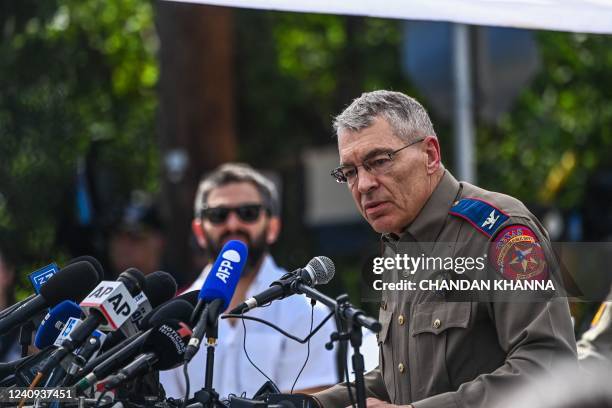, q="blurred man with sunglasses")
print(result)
[313,91,576,408]
[161,163,337,399]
